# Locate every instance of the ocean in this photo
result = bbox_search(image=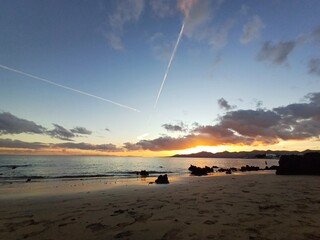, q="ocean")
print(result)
[0,155,279,181]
